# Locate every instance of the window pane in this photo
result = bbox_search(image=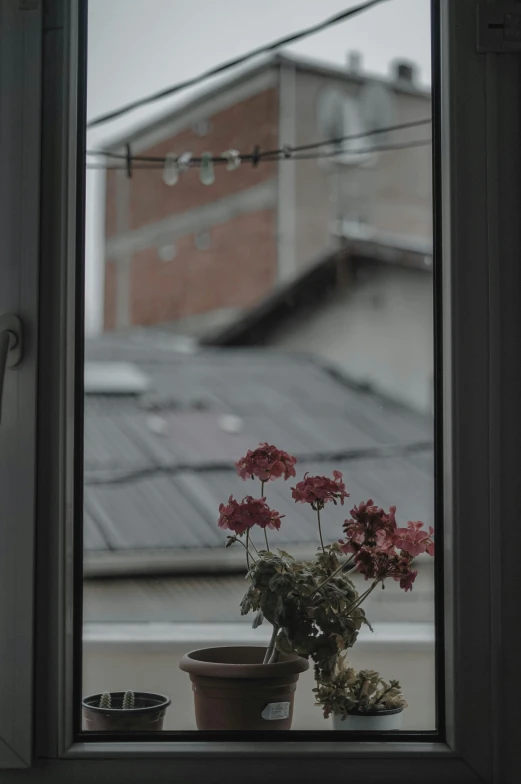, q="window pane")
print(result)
[83,0,435,734]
